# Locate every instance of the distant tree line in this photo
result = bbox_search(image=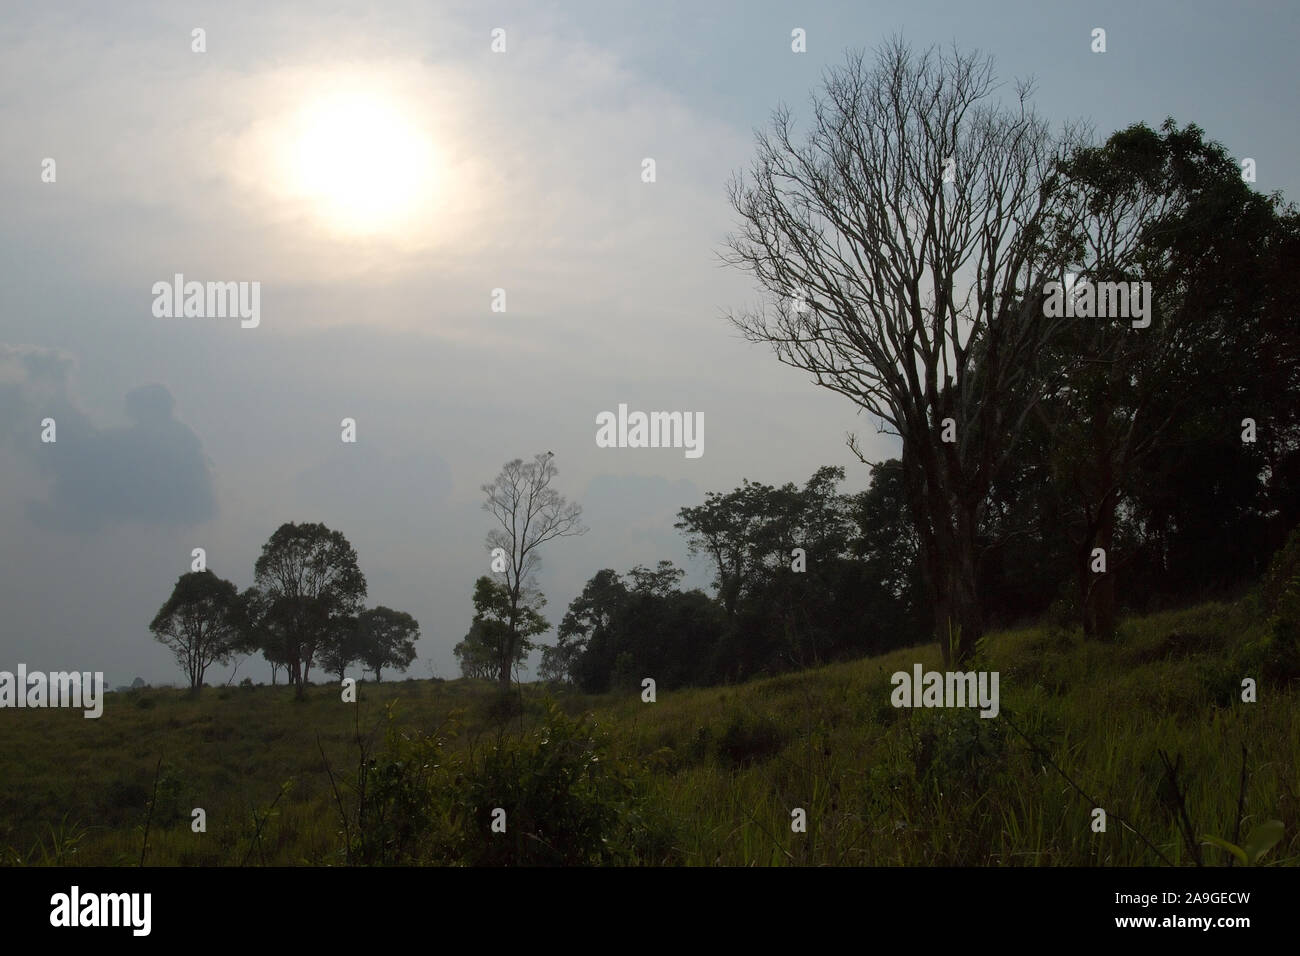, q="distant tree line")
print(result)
[534,396,1295,693]
[149,521,419,696]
